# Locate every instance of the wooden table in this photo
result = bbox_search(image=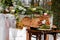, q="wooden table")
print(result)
[27,29,60,40]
